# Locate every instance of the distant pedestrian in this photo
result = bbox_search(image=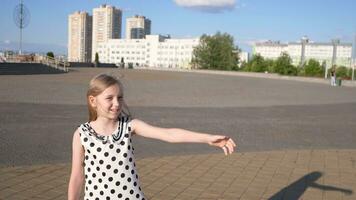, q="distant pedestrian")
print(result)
[68,73,236,200]
[331,70,336,86]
